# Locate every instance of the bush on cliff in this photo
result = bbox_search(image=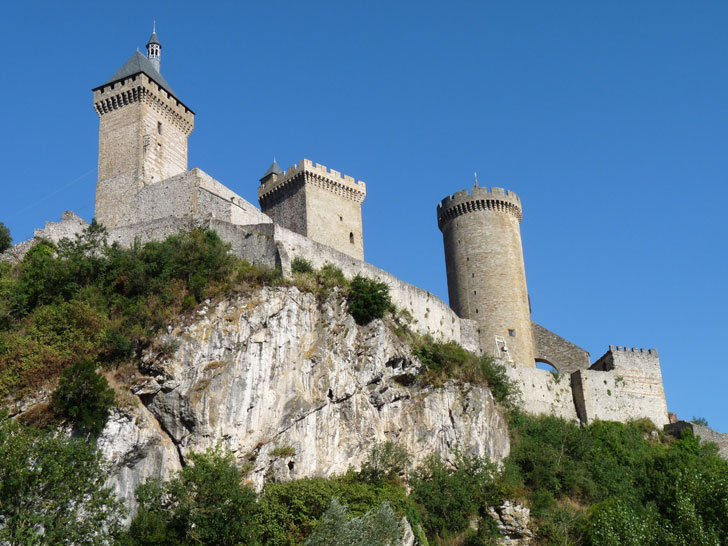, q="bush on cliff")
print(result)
[504,412,728,544]
[127,446,259,546]
[347,275,392,325]
[52,358,115,435]
[0,225,271,400]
